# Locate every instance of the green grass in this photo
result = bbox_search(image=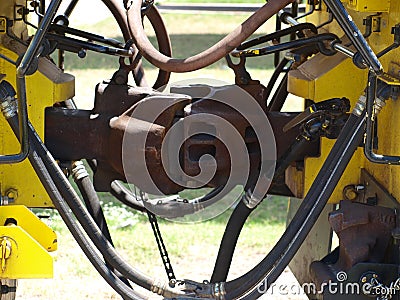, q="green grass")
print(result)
[39,193,288,277]
[63,12,278,71]
[16,10,293,299]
